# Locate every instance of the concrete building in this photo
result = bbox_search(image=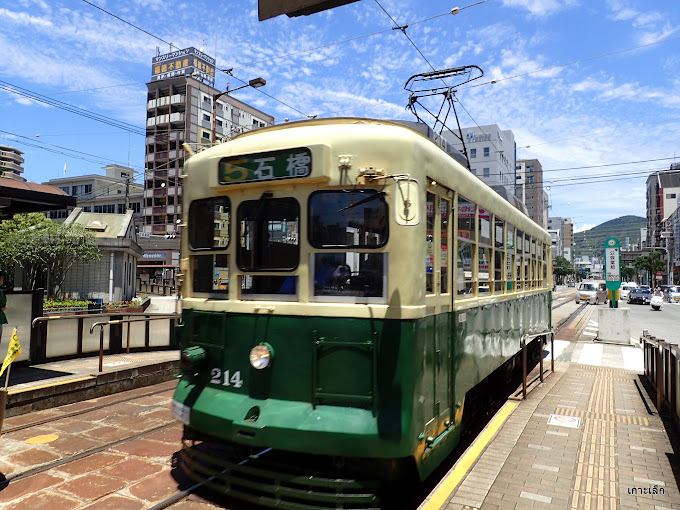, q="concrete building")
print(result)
[443,124,516,194]
[143,67,274,237]
[0,144,26,182]
[143,48,274,291]
[44,164,143,222]
[645,165,680,250]
[60,208,142,302]
[547,217,574,260]
[515,159,545,228]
